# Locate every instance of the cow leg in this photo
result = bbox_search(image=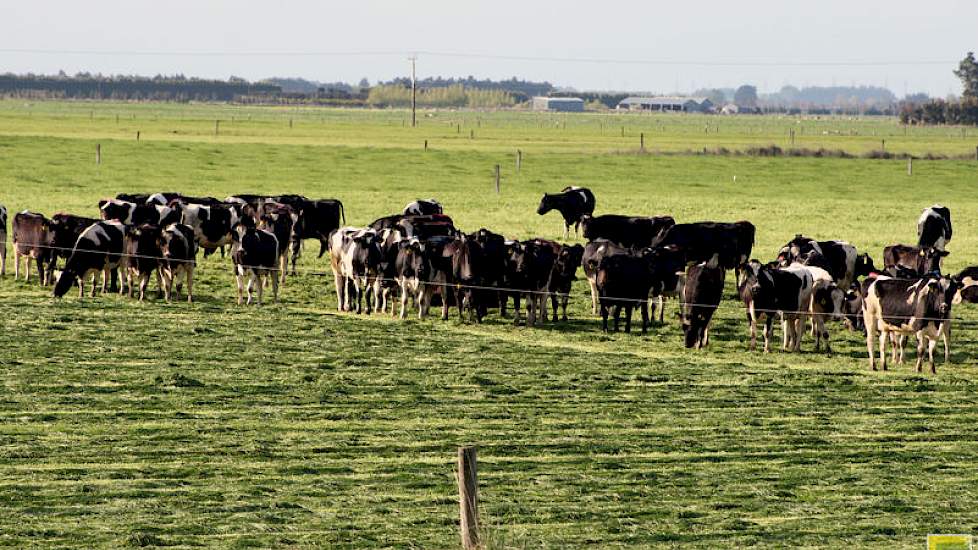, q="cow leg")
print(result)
[601,302,609,332]
[589,279,599,315]
[441,286,449,321]
[563,223,569,240]
[866,319,877,370]
[14,250,20,280]
[525,293,534,327]
[512,294,522,325]
[613,304,621,332]
[399,280,409,319]
[1,246,6,276]
[561,293,569,322]
[781,317,790,352]
[235,272,244,305]
[186,269,194,303]
[763,316,773,353]
[138,273,150,301]
[702,325,710,348]
[271,270,279,304]
[625,305,635,333]
[290,239,301,276]
[748,316,758,351]
[279,253,288,285]
[332,272,344,311]
[914,334,925,373]
[550,293,558,322]
[878,331,888,371]
[245,273,255,305]
[640,301,649,334]
[928,337,938,374]
[658,295,665,323]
